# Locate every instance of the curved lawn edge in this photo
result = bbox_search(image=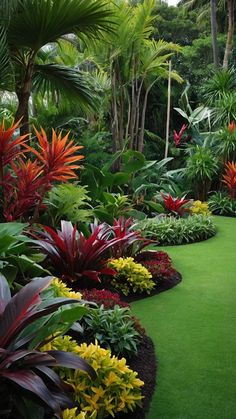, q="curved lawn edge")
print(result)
[131,217,236,419]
